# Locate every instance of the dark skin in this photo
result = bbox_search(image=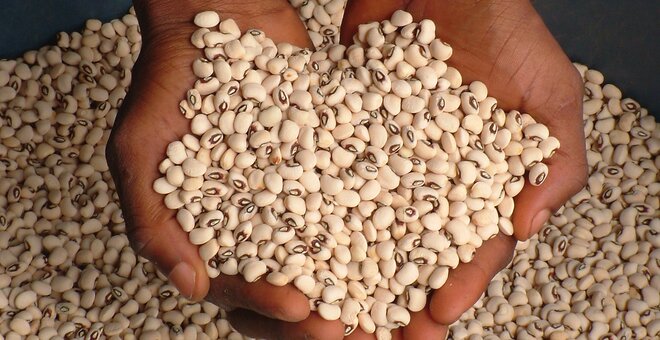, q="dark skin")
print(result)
[107,0,587,338]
